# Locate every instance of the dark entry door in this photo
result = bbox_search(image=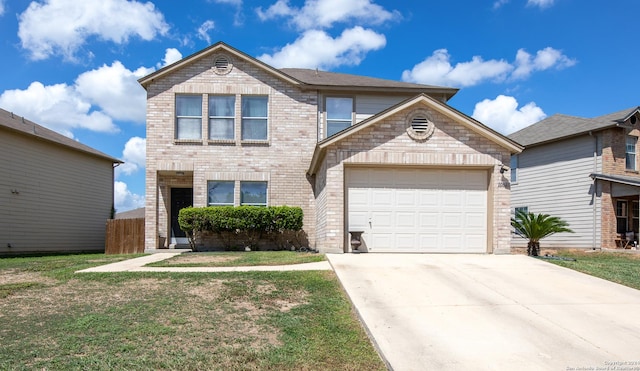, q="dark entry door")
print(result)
[171,188,193,239]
